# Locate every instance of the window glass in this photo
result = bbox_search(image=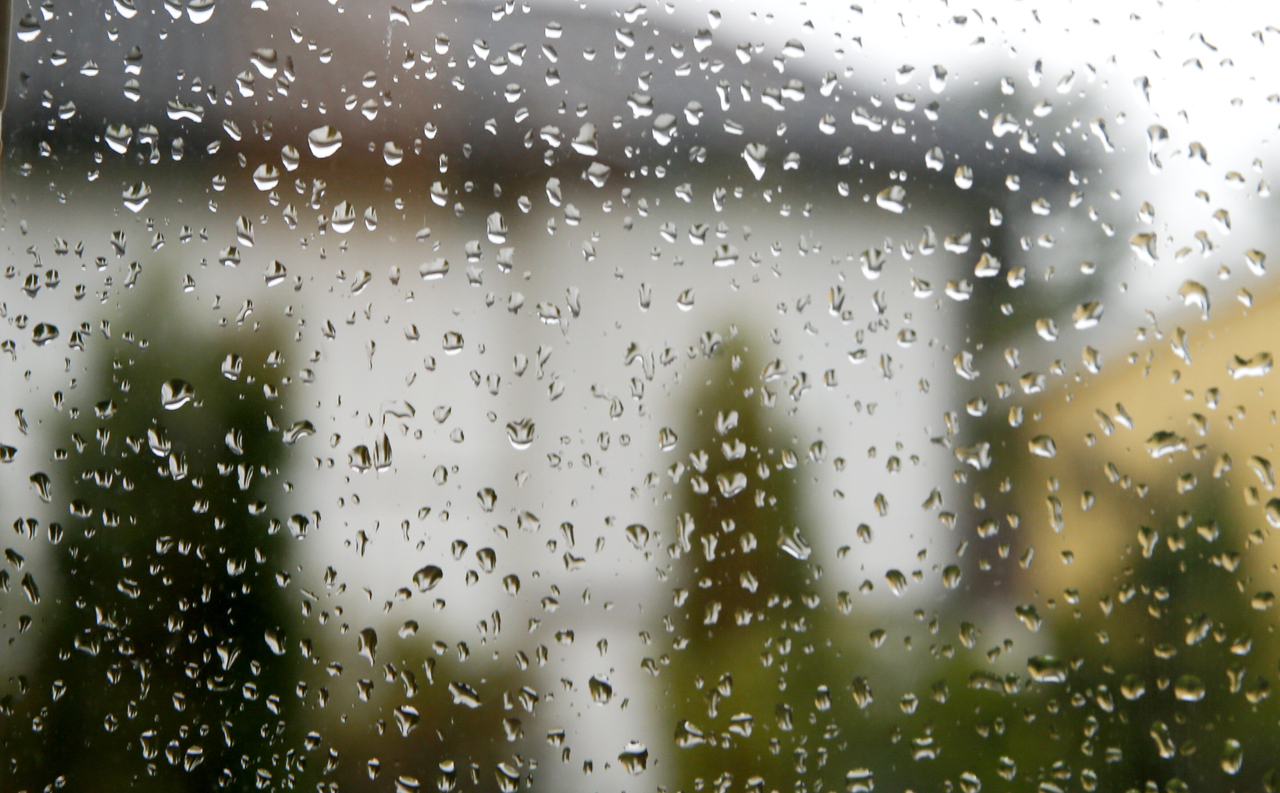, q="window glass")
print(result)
[1,2,1277,792]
